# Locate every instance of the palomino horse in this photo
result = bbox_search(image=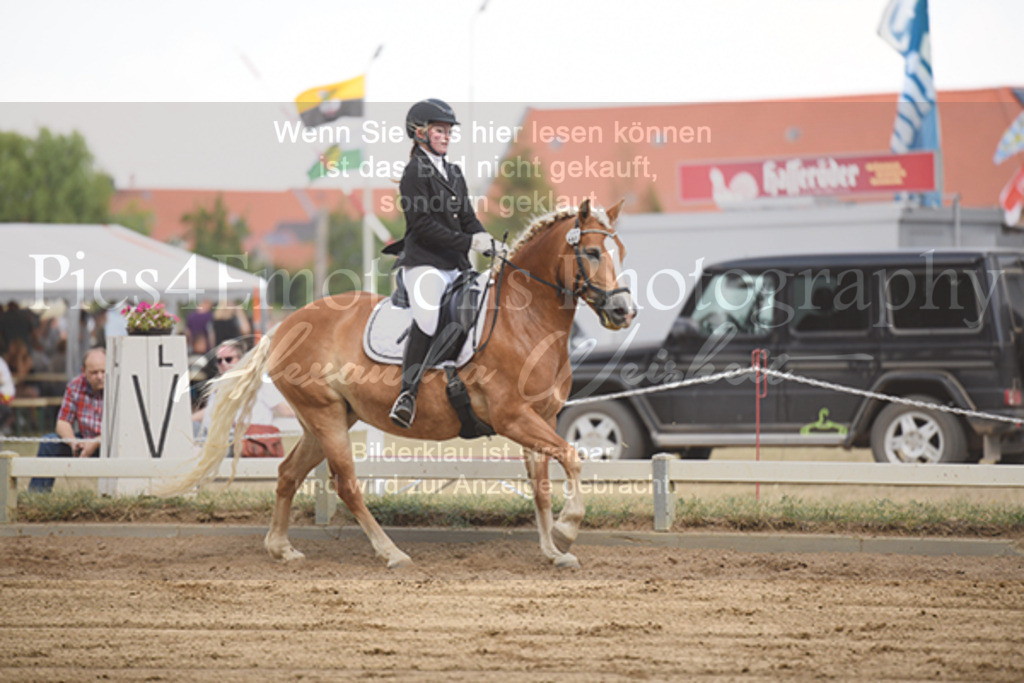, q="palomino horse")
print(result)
[170,198,635,568]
